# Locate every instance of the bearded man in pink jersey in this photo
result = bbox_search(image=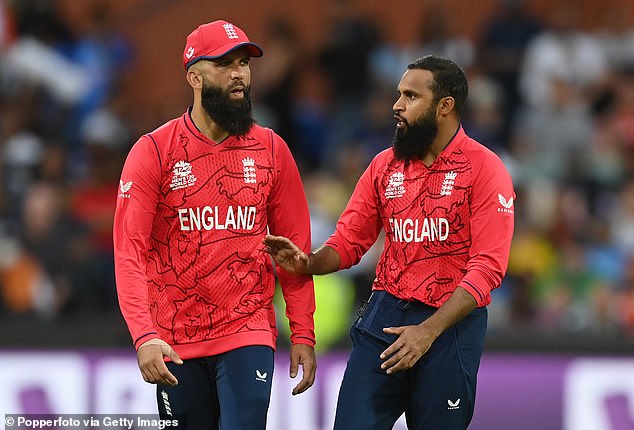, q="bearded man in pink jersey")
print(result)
[113,20,316,430]
[265,55,515,429]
